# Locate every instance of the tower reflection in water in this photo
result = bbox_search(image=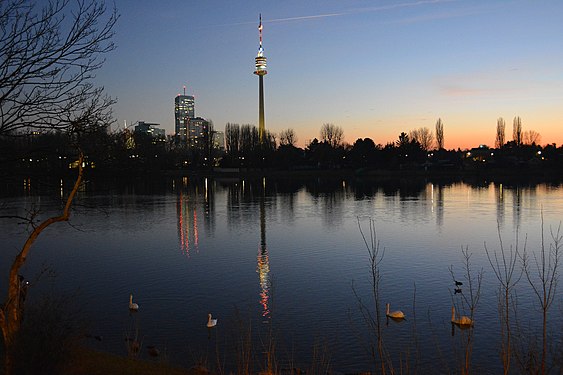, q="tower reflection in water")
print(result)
[257,177,271,320]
